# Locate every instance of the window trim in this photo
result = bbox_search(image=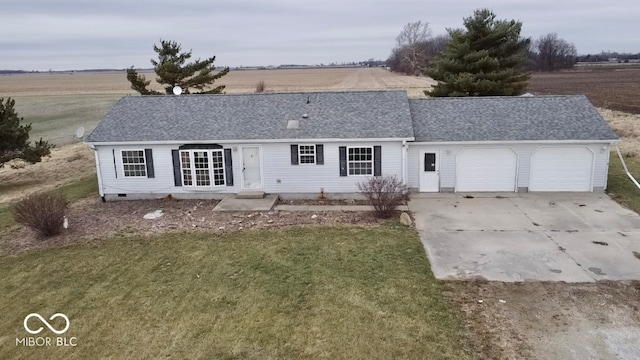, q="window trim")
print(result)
[179,149,226,188]
[347,146,374,176]
[120,149,147,178]
[298,144,316,165]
